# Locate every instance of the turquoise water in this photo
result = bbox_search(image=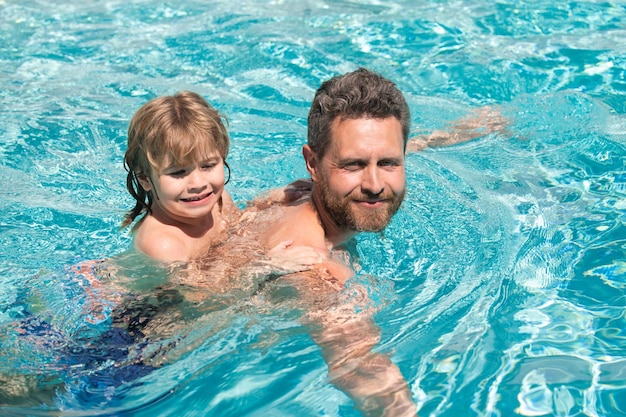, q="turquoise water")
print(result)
[1,0,625,416]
